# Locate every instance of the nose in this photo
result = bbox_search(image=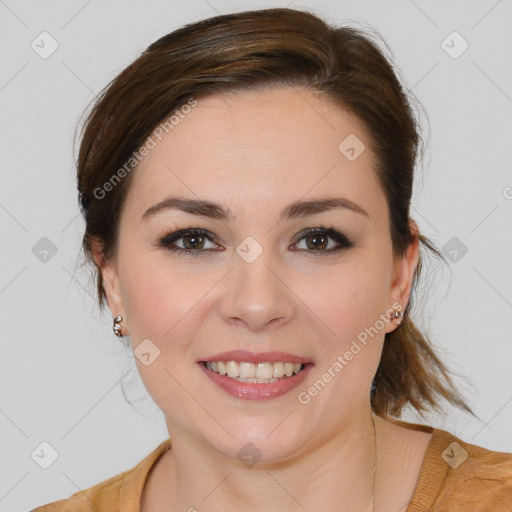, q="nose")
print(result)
[218,251,295,332]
